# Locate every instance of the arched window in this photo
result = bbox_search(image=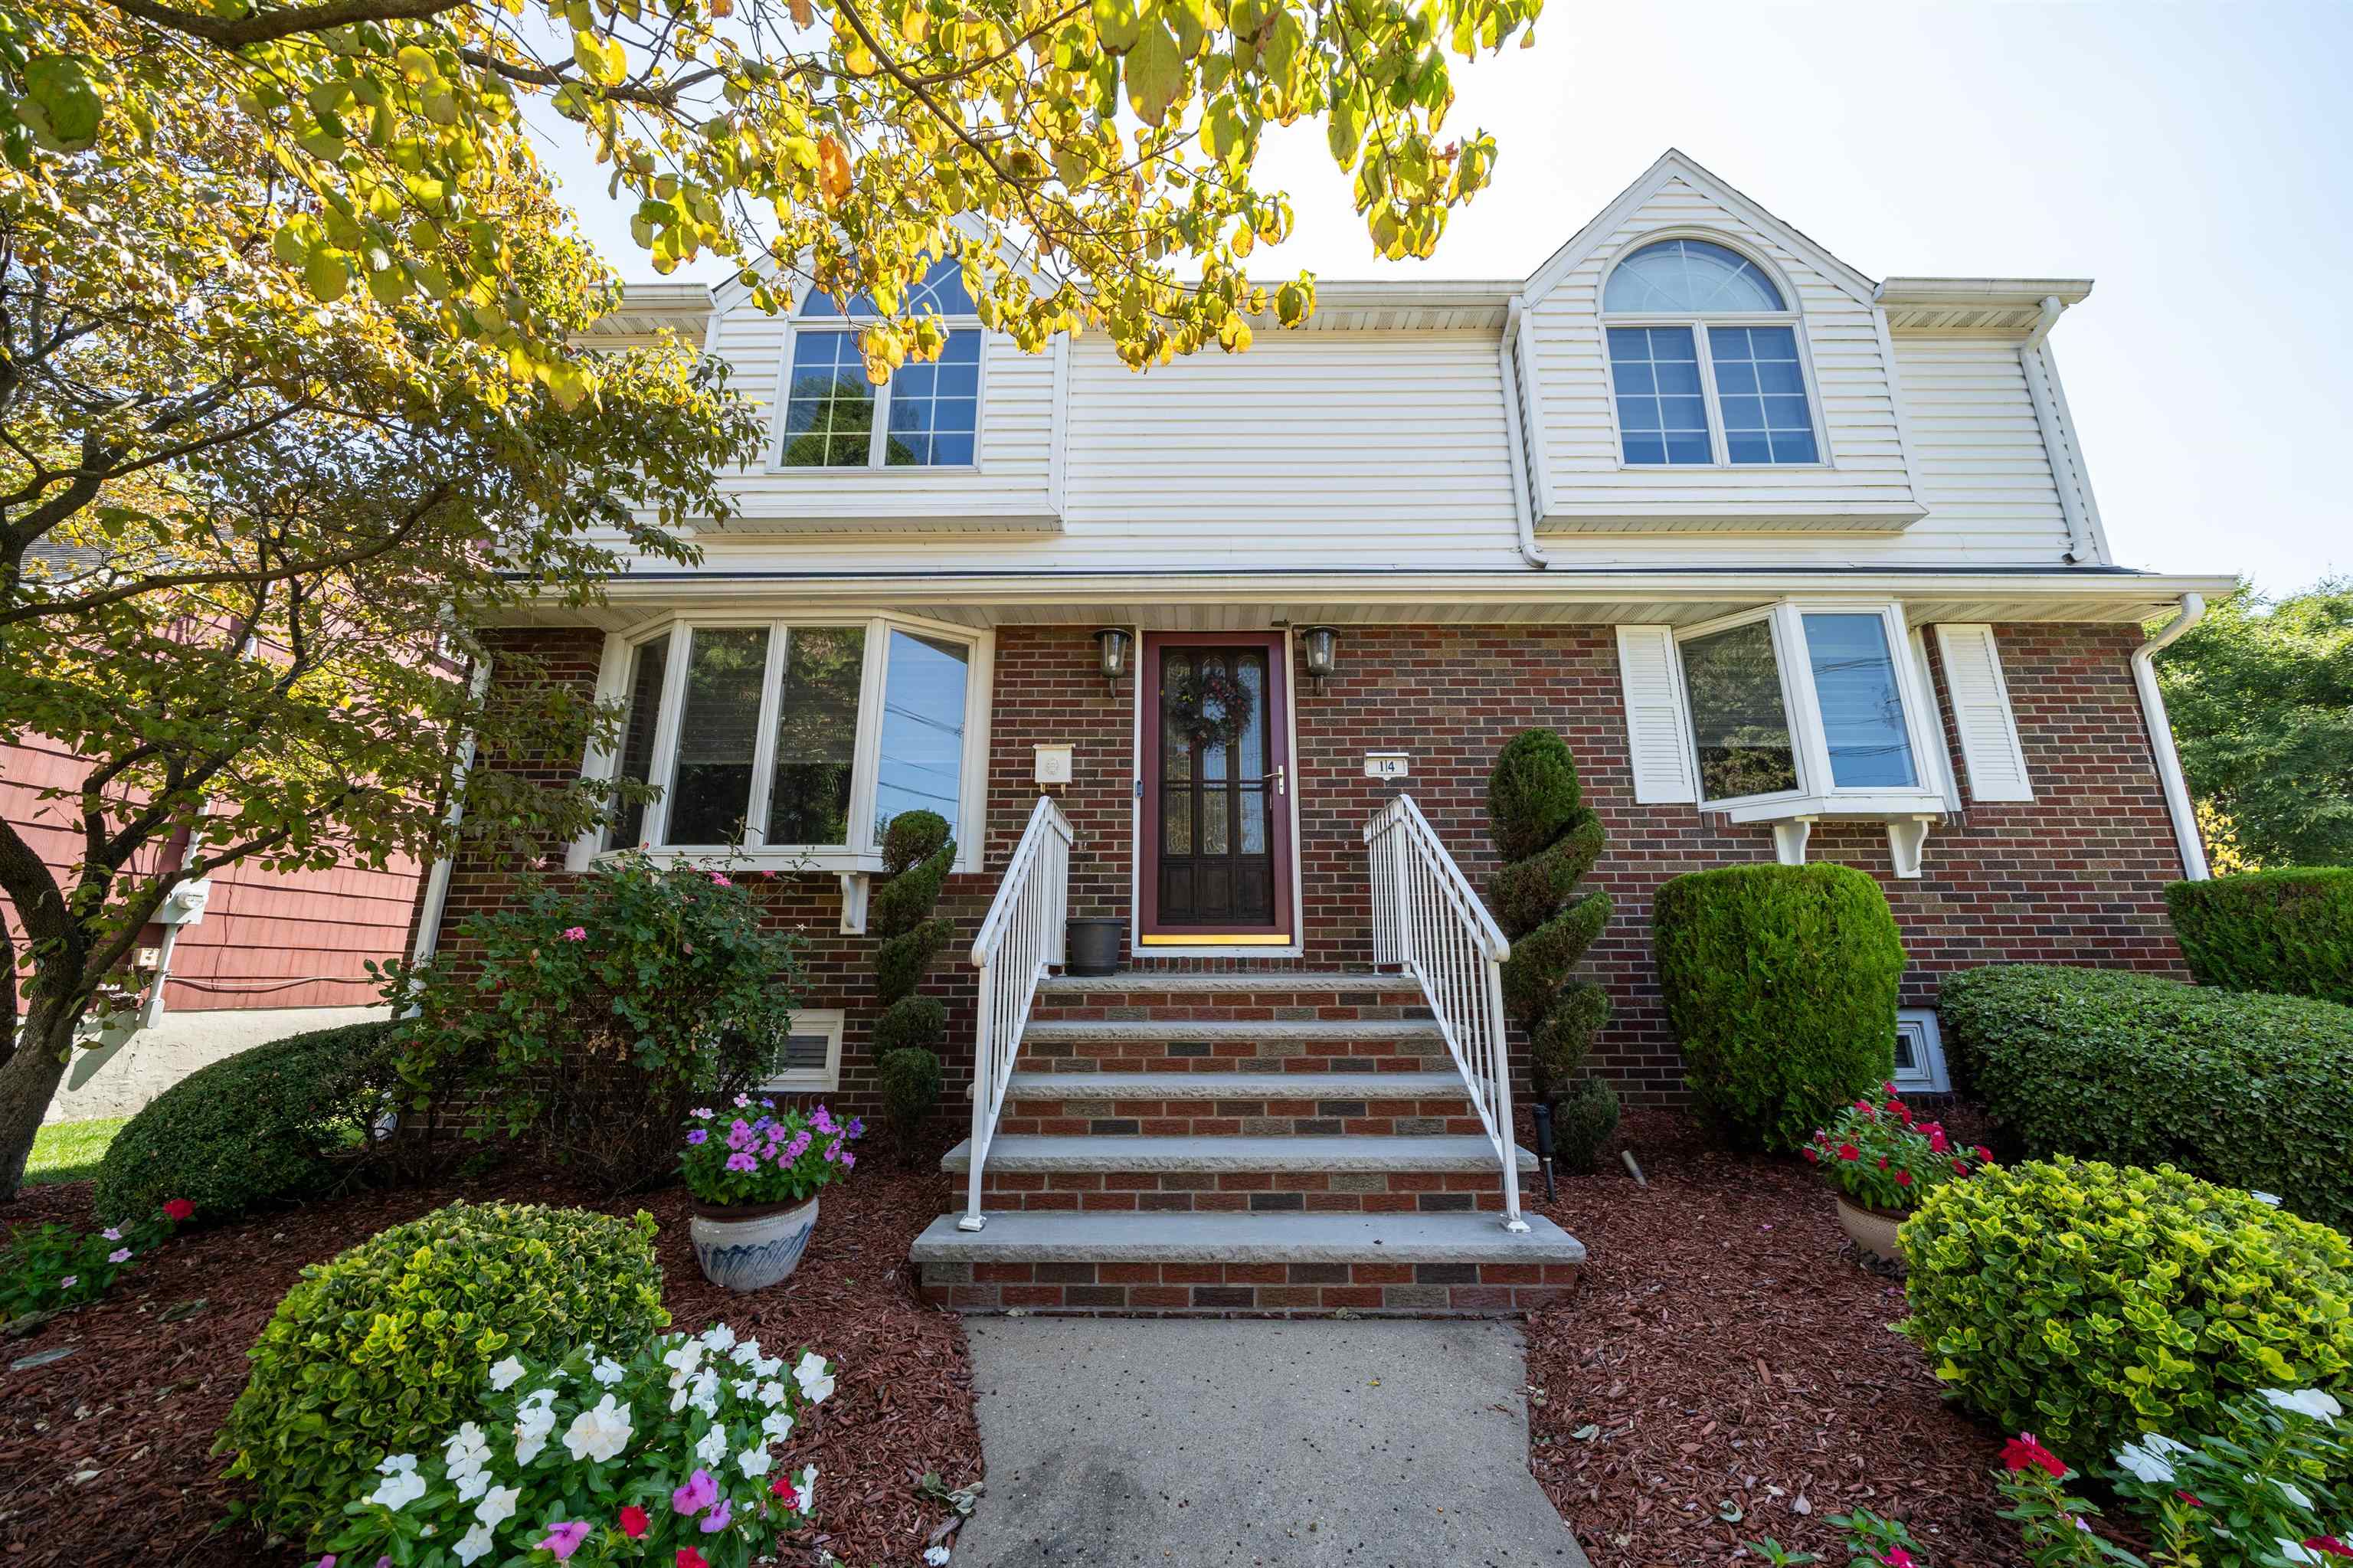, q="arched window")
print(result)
[777,257,982,469]
[1601,237,1820,467]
